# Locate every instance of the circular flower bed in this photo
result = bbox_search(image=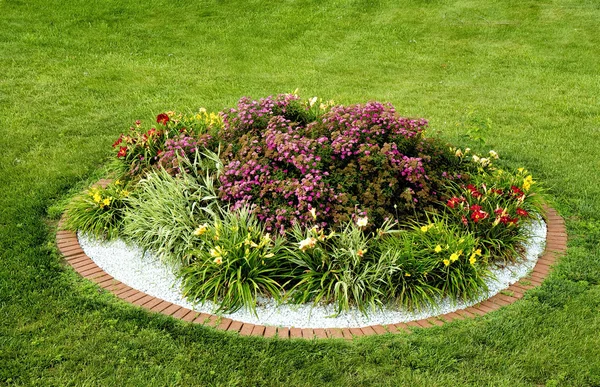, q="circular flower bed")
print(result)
[64,93,544,316]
